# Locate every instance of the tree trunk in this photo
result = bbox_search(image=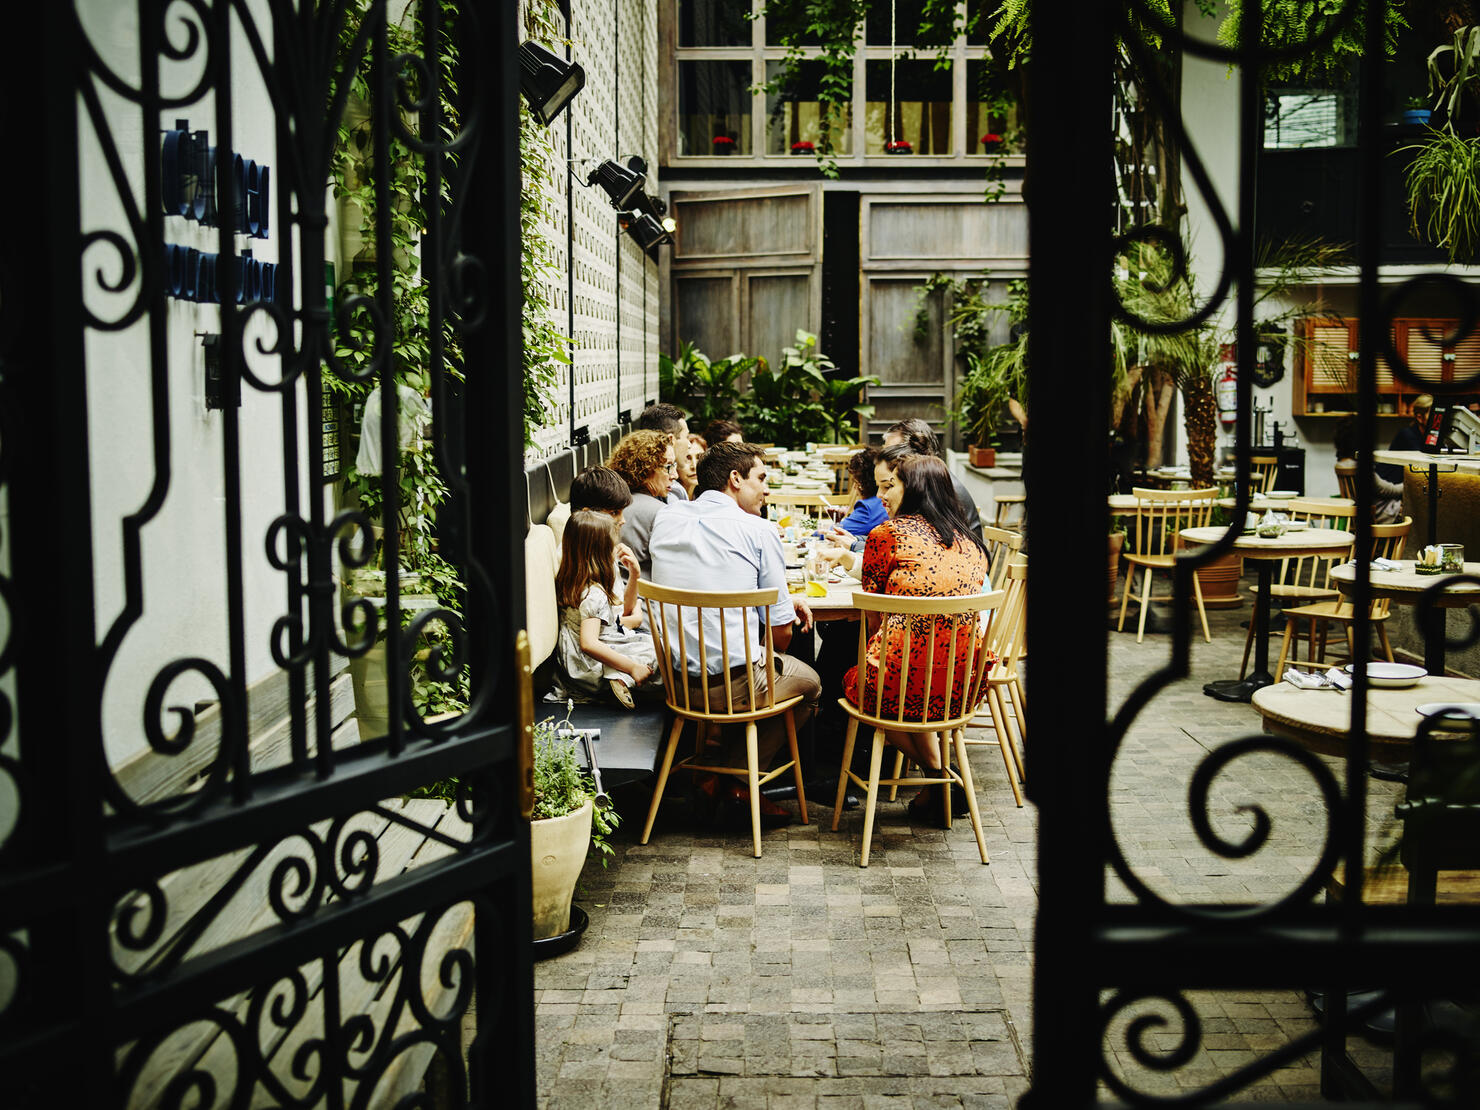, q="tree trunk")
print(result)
[1143,366,1175,471]
[1182,373,1218,489]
